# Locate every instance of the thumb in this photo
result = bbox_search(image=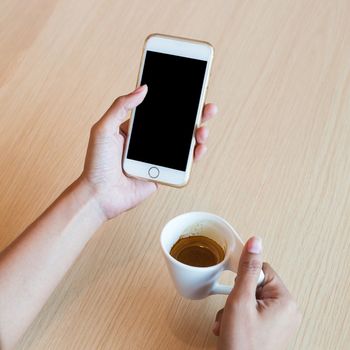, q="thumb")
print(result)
[97,85,148,135]
[212,308,224,336]
[230,236,263,301]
